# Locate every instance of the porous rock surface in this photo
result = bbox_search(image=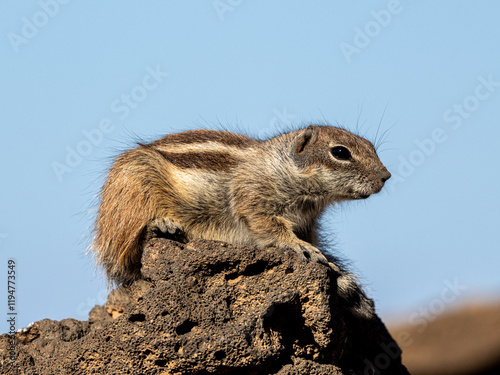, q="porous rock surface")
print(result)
[0,238,410,374]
